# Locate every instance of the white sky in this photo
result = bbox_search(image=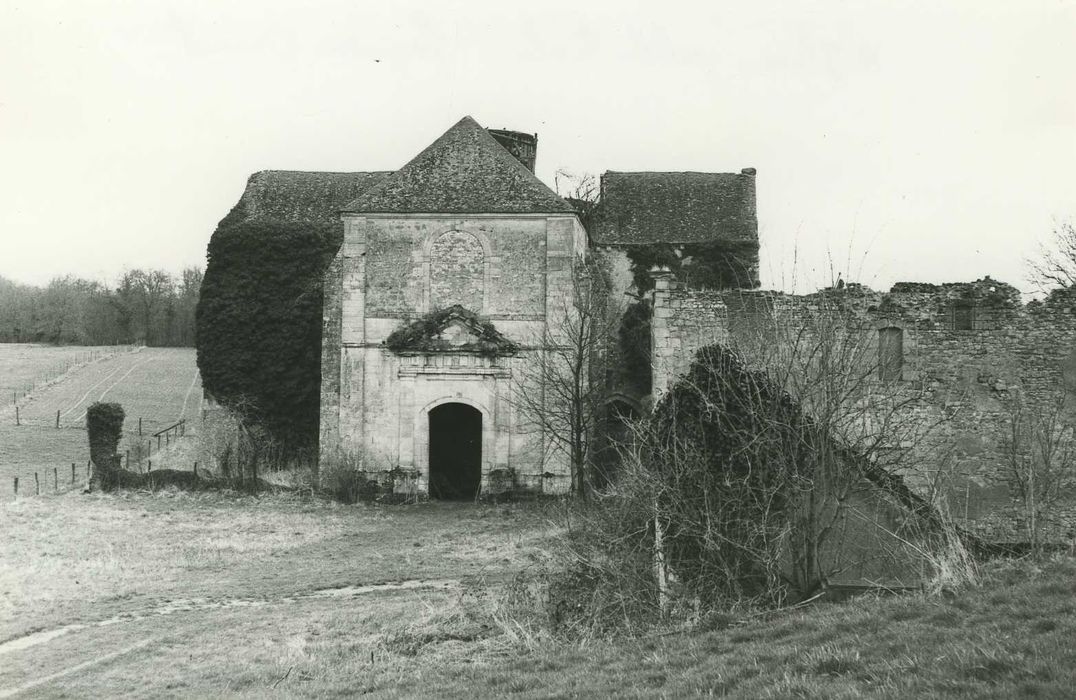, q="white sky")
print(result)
[1,0,1074,294]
